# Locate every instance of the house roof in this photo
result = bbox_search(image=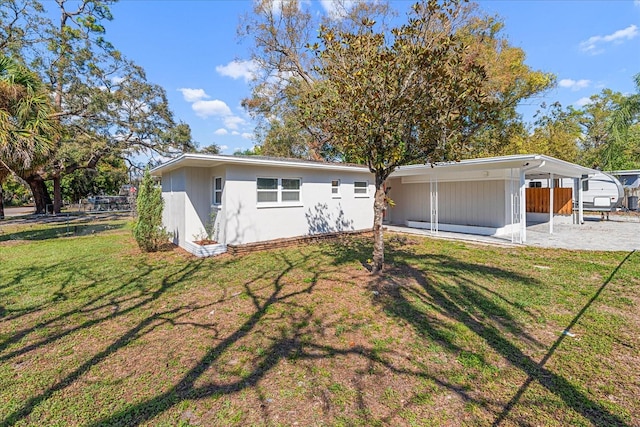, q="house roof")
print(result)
[150,153,371,176]
[151,153,597,182]
[390,154,597,181]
